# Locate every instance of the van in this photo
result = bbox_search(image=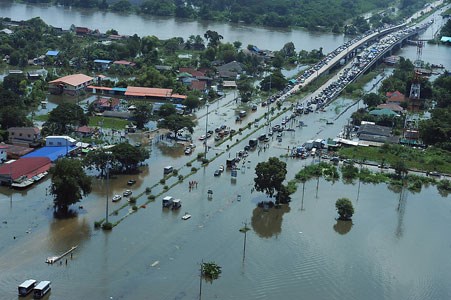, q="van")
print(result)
[249,138,258,148]
[163,166,173,175]
[239,110,247,118]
